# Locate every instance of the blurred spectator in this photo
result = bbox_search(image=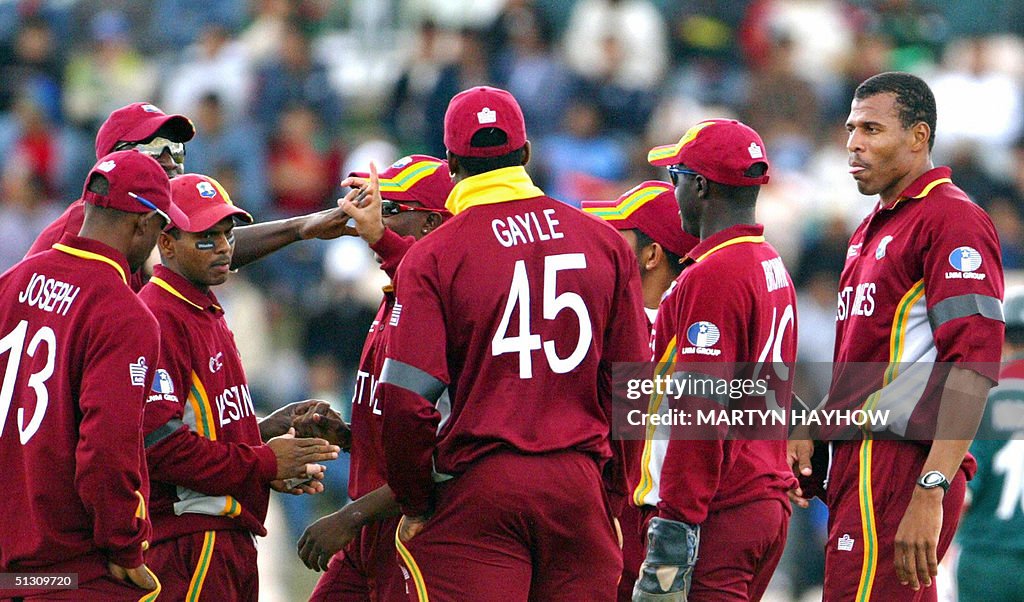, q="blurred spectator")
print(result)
[161,24,252,118]
[183,93,269,214]
[664,0,751,107]
[146,0,248,51]
[250,19,343,137]
[238,0,294,64]
[931,37,1024,161]
[743,33,819,172]
[266,102,342,217]
[539,99,628,206]
[498,2,576,138]
[870,0,948,69]
[562,0,668,92]
[1,95,61,197]
[402,0,506,30]
[384,20,451,151]
[0,157,62,271]
[795,215,851,288]
[63,10,158,131]
[422,28,493,156]
[0,16,63,121]
[485,0,552,81]
[988,199,1024,270]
